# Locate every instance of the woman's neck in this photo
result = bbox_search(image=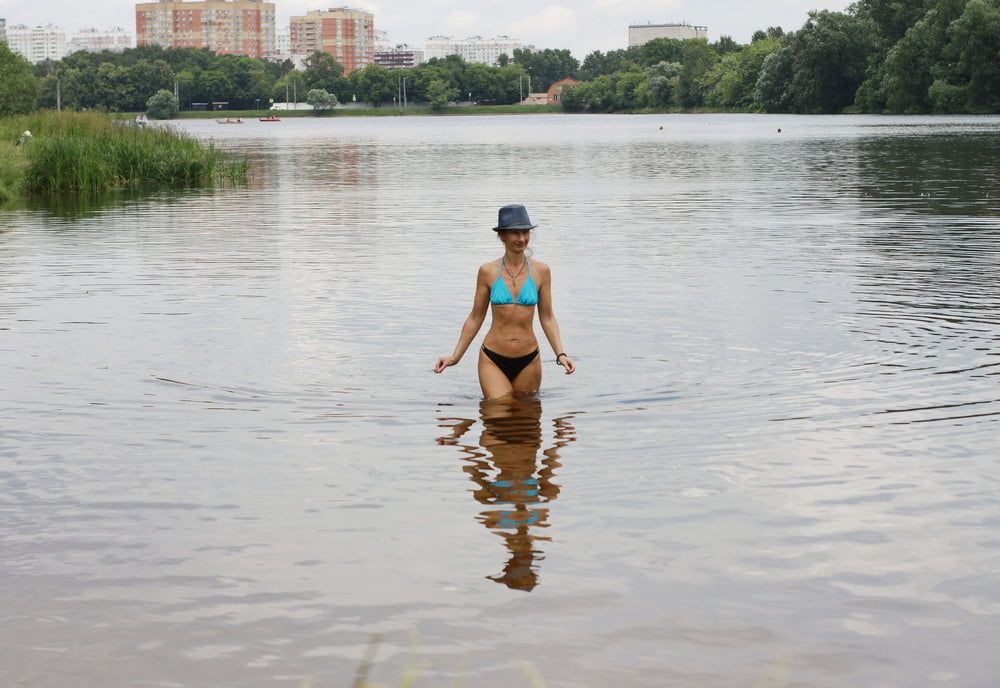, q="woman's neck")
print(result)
[504,251,527,266]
